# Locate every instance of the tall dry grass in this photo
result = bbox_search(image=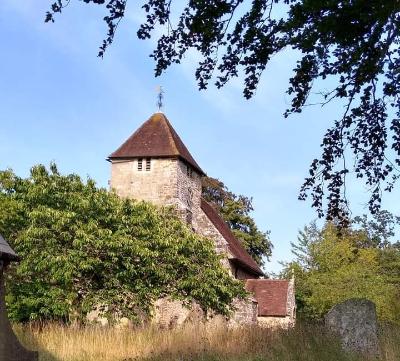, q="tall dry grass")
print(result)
[13,321,400,361]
